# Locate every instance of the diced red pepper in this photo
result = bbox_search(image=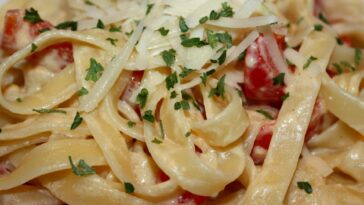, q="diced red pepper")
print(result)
[241,34,287,105]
